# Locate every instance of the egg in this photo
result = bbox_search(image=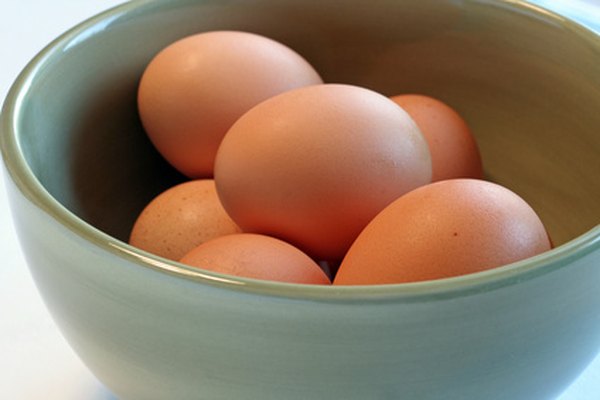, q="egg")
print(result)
[179,233,331,284]
[215,83,432,261]
[137,31,323,178]
[129,179,241,261]
[390,94,483,181]
[334,179,552,285]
